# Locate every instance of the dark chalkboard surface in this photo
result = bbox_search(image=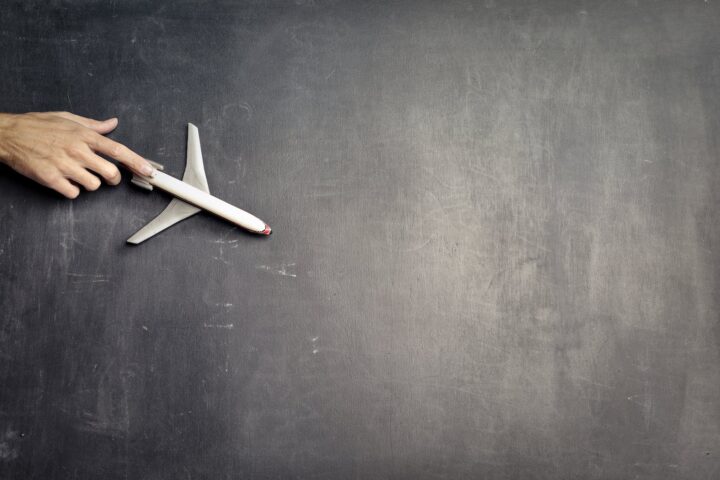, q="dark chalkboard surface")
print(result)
[2,1,720,478]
